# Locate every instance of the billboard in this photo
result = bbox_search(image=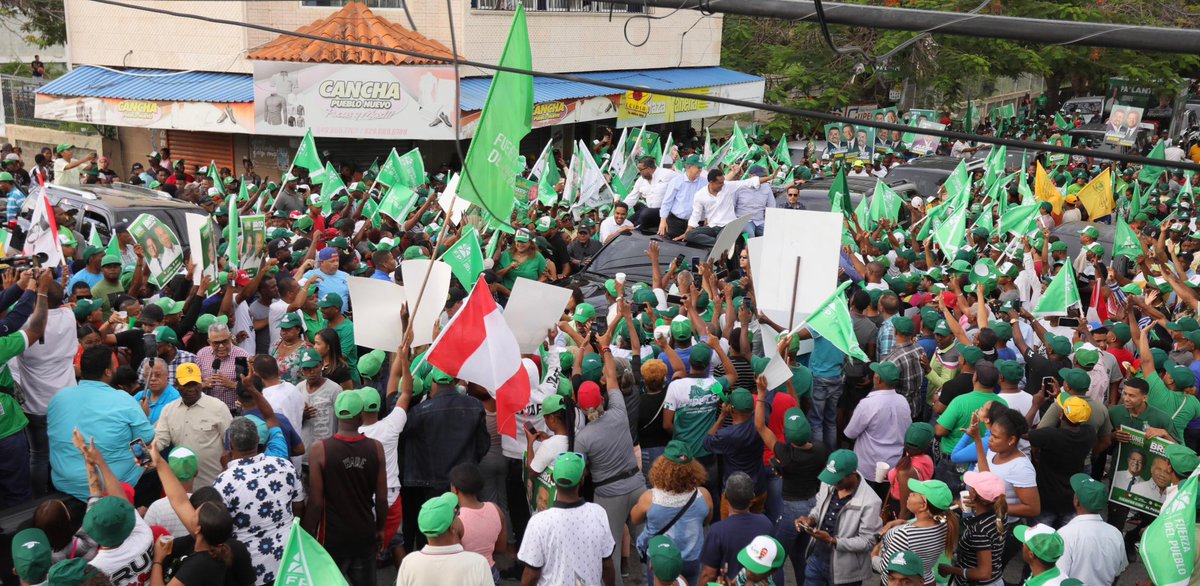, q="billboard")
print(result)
[34,95,254,133]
